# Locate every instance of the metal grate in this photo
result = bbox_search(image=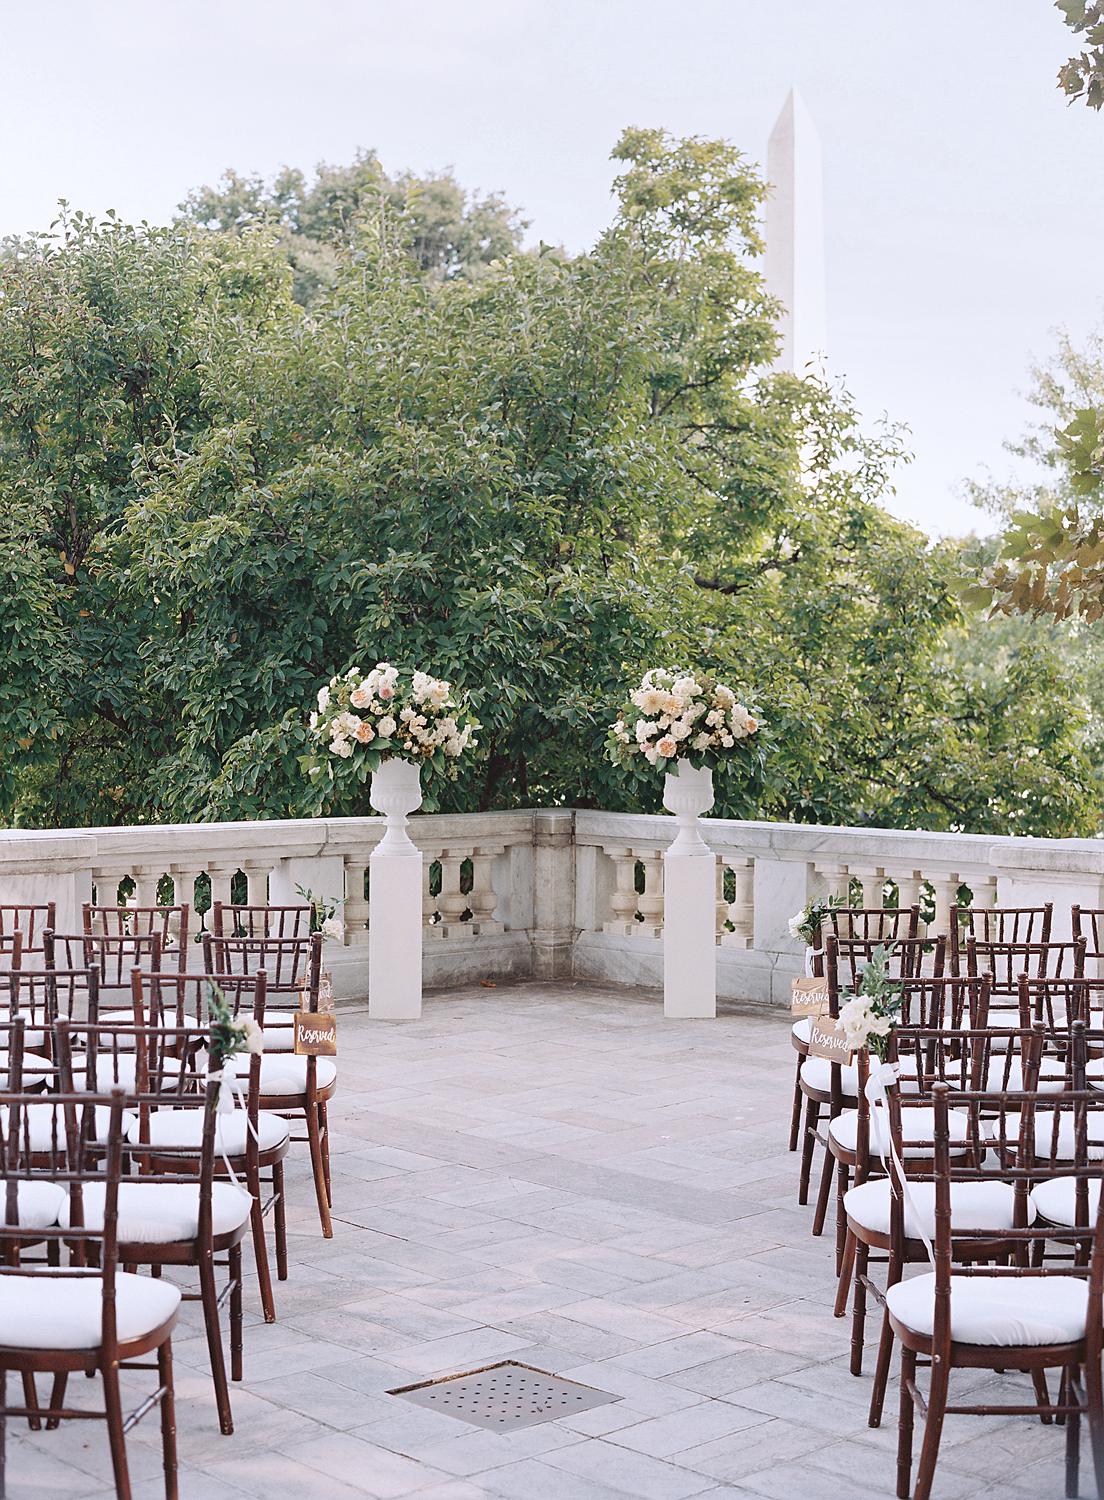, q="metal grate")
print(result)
[390,1360,619,1431]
